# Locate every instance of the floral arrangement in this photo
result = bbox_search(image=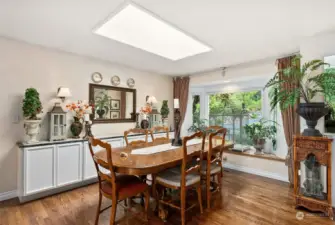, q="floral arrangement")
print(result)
[140,104,152,115]
[66,101,92,119]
